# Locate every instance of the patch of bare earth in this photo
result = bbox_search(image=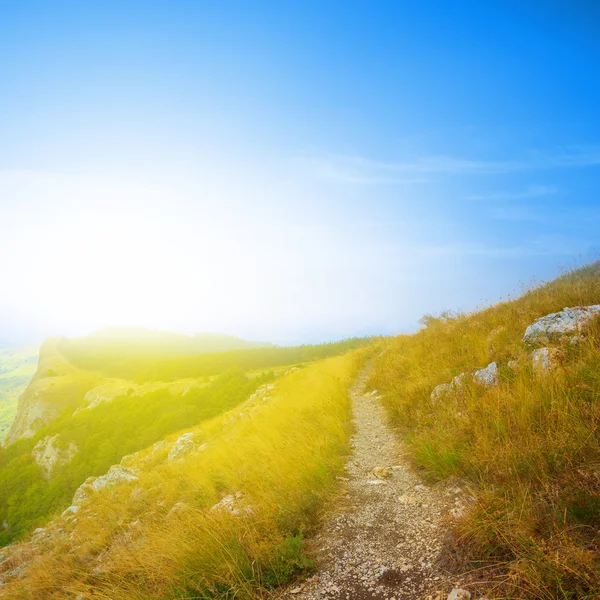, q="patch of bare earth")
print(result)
[275,365,473,600]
